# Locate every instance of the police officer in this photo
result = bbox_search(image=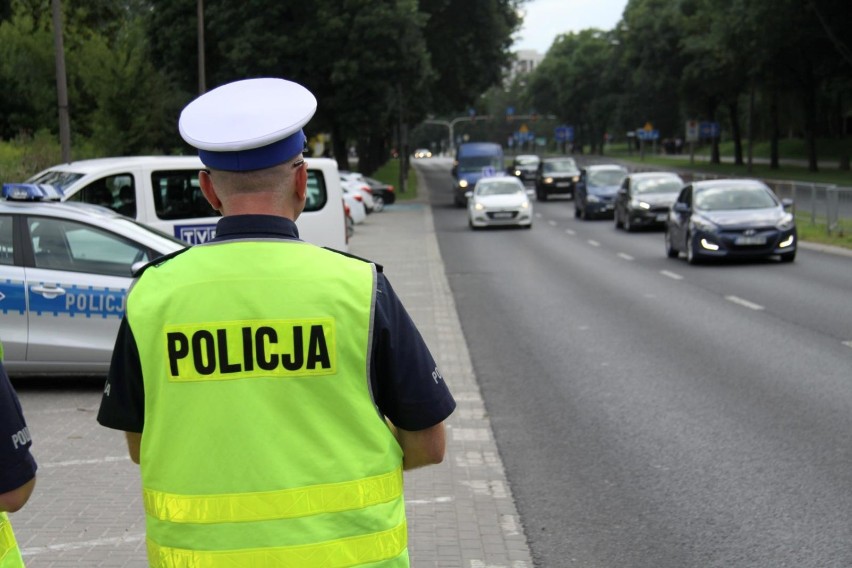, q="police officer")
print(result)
[0,341,37,568]
[97,78,455,567]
